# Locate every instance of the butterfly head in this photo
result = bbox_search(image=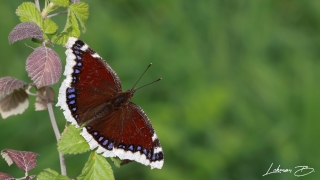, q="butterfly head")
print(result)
[111,89,136,107]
